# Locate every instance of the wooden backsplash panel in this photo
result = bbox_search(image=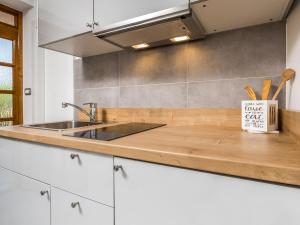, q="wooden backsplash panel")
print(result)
[280,110,300,143]
[78,108,242,128]
[78,108,300,135]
